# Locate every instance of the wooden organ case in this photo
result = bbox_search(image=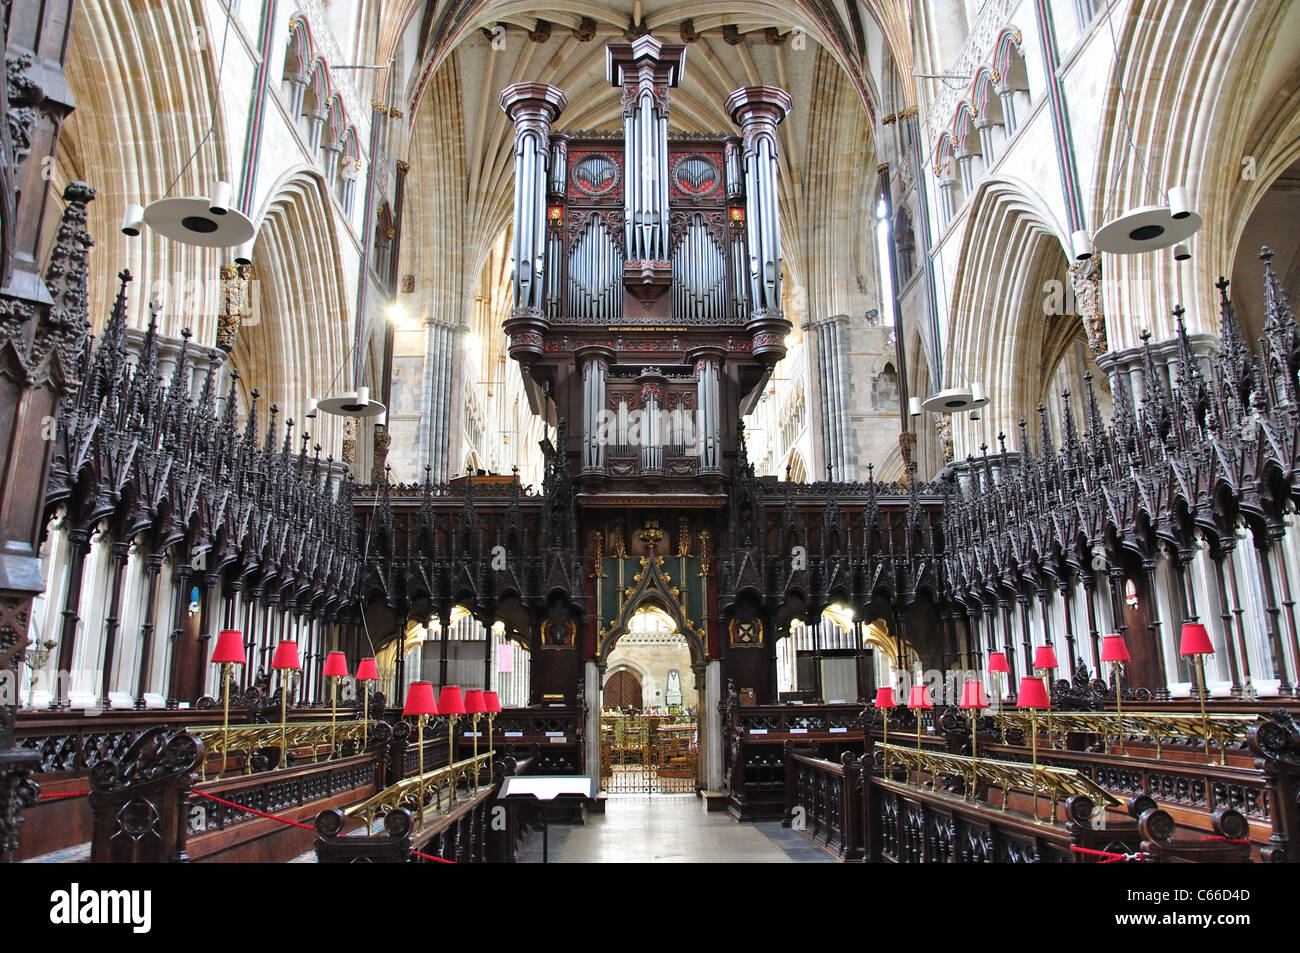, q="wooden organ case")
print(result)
[501,35,793,499]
